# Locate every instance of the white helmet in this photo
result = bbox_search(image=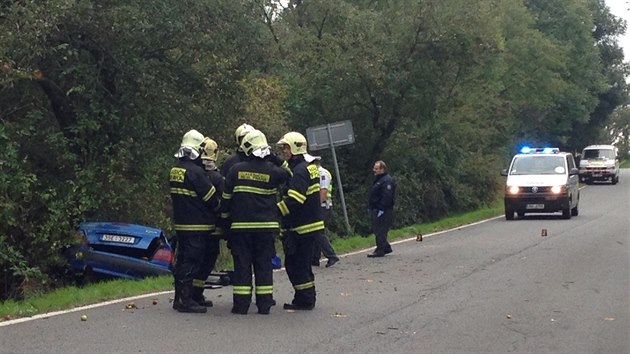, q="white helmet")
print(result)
[241,130,271,158]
